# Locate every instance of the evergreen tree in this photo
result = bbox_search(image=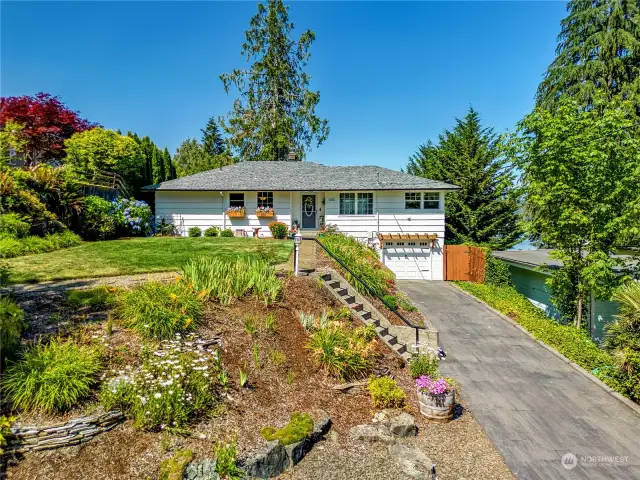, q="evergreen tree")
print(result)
[162,147,174,180]
[201,117,226,156]
[151,147,165,184]
[220,0,329,161]
[407,108,522,250]
[537,0,640,111]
